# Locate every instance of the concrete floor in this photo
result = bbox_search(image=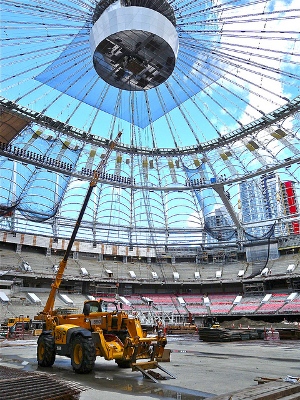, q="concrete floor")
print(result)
[0,335,299,399]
